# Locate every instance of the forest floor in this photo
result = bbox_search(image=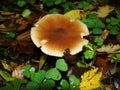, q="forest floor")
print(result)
[0,0,120,90]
